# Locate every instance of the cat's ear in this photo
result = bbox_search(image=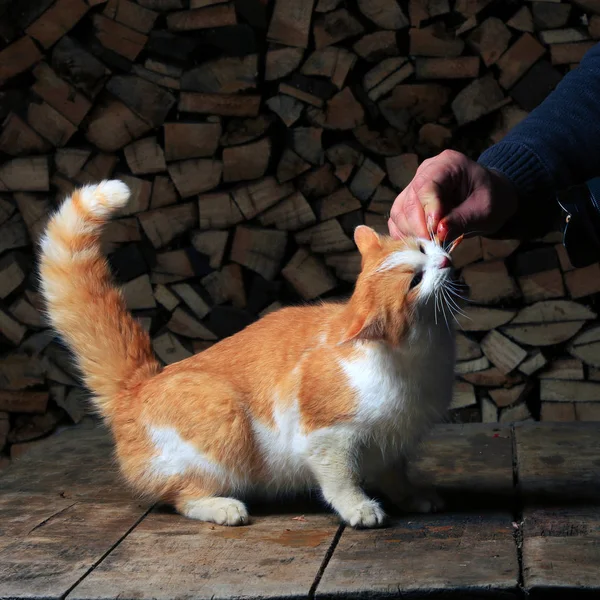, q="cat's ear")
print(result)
[341,313,384,343]
[354,225,381,256]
